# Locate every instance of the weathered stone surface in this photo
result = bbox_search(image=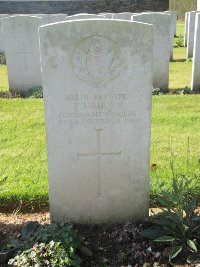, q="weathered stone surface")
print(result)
[191,13,200,91]
[0,0,169,15]
[187,11,200,58]
[39,19,153,224]
[2,15,43,93]
[132,12,171,90]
